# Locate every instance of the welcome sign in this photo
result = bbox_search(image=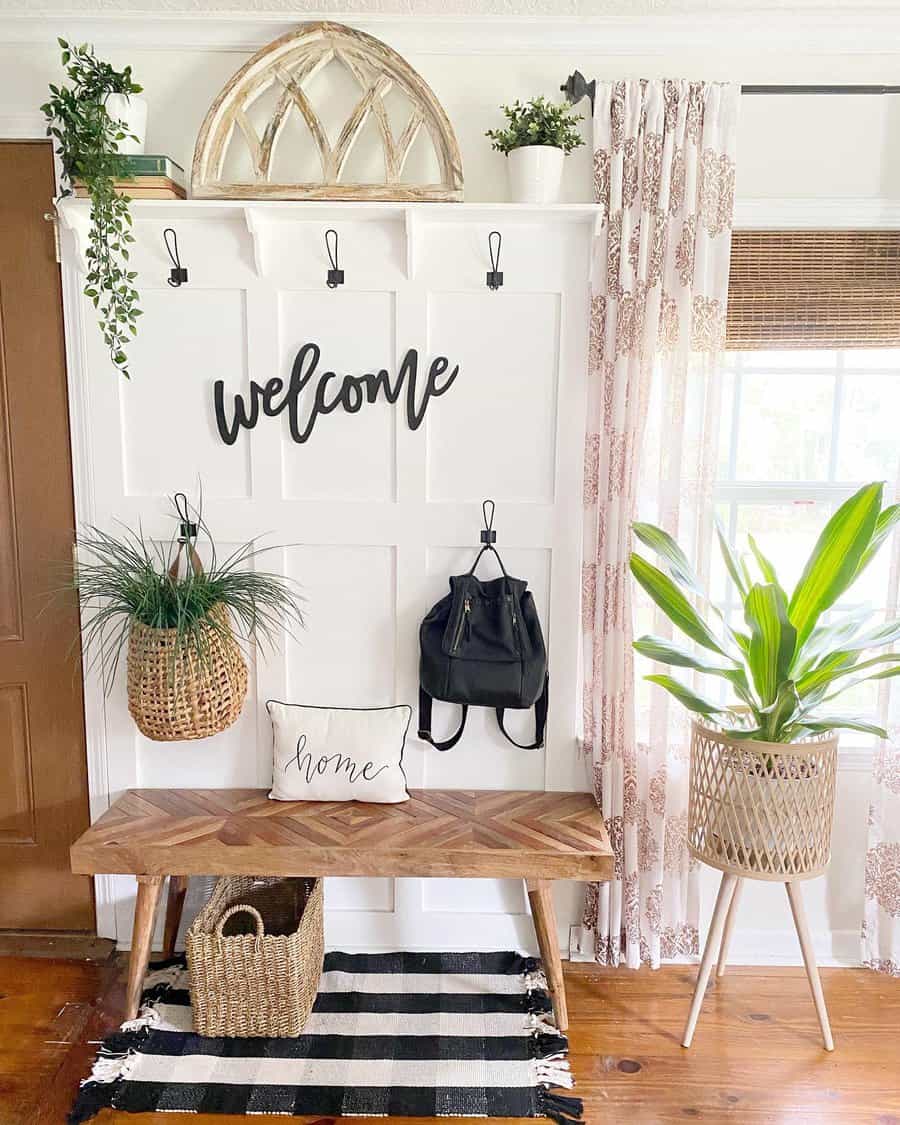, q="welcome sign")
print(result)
[214,341,460,445]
